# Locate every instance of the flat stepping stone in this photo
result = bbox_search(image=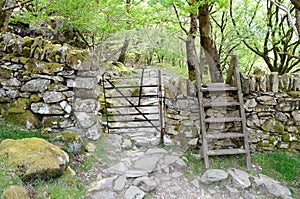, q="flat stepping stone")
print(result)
[134,154,163,173]
[201,169,228,184]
